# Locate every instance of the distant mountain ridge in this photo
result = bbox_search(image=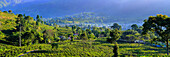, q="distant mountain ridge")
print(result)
[45,12,106,24]
[1,0,170,24]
